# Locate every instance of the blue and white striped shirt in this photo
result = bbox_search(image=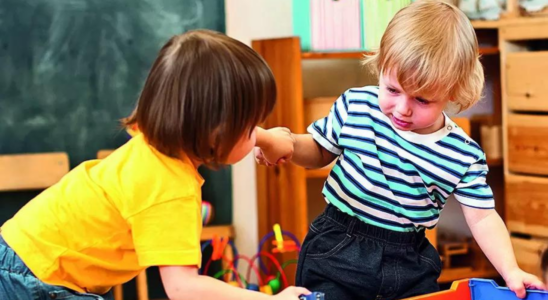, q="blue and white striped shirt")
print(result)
[308,86,494,232]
